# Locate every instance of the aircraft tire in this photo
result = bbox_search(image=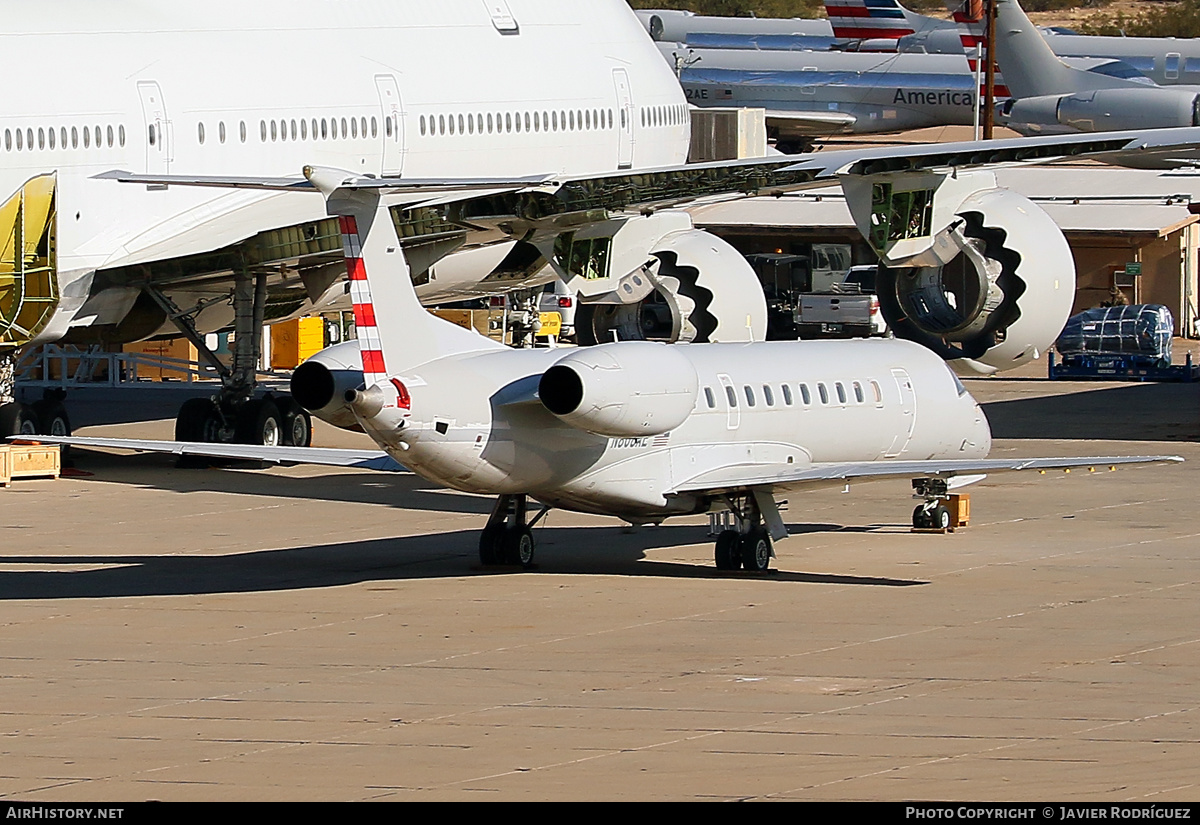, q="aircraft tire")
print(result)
[175,399,214,442]
[933,505,952,531]
[740,530,771,573]
[714,530,741,570]
[479,525,505,566]
[278,397,312,448]
[504,525,535,568]
[32,399,71,437]
[0,402,40,437]
[236,399,282,447]
[912,505,929,529]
